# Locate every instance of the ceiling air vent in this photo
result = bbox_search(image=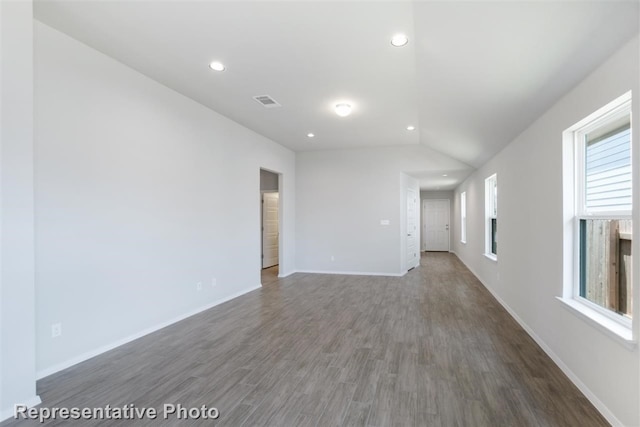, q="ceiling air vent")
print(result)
[253,95,281,108]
